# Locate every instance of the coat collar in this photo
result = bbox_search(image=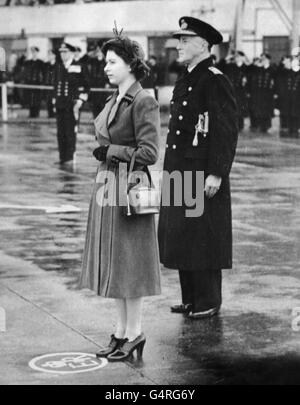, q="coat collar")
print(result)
[177,56,213,83]
[107,81,143,127]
